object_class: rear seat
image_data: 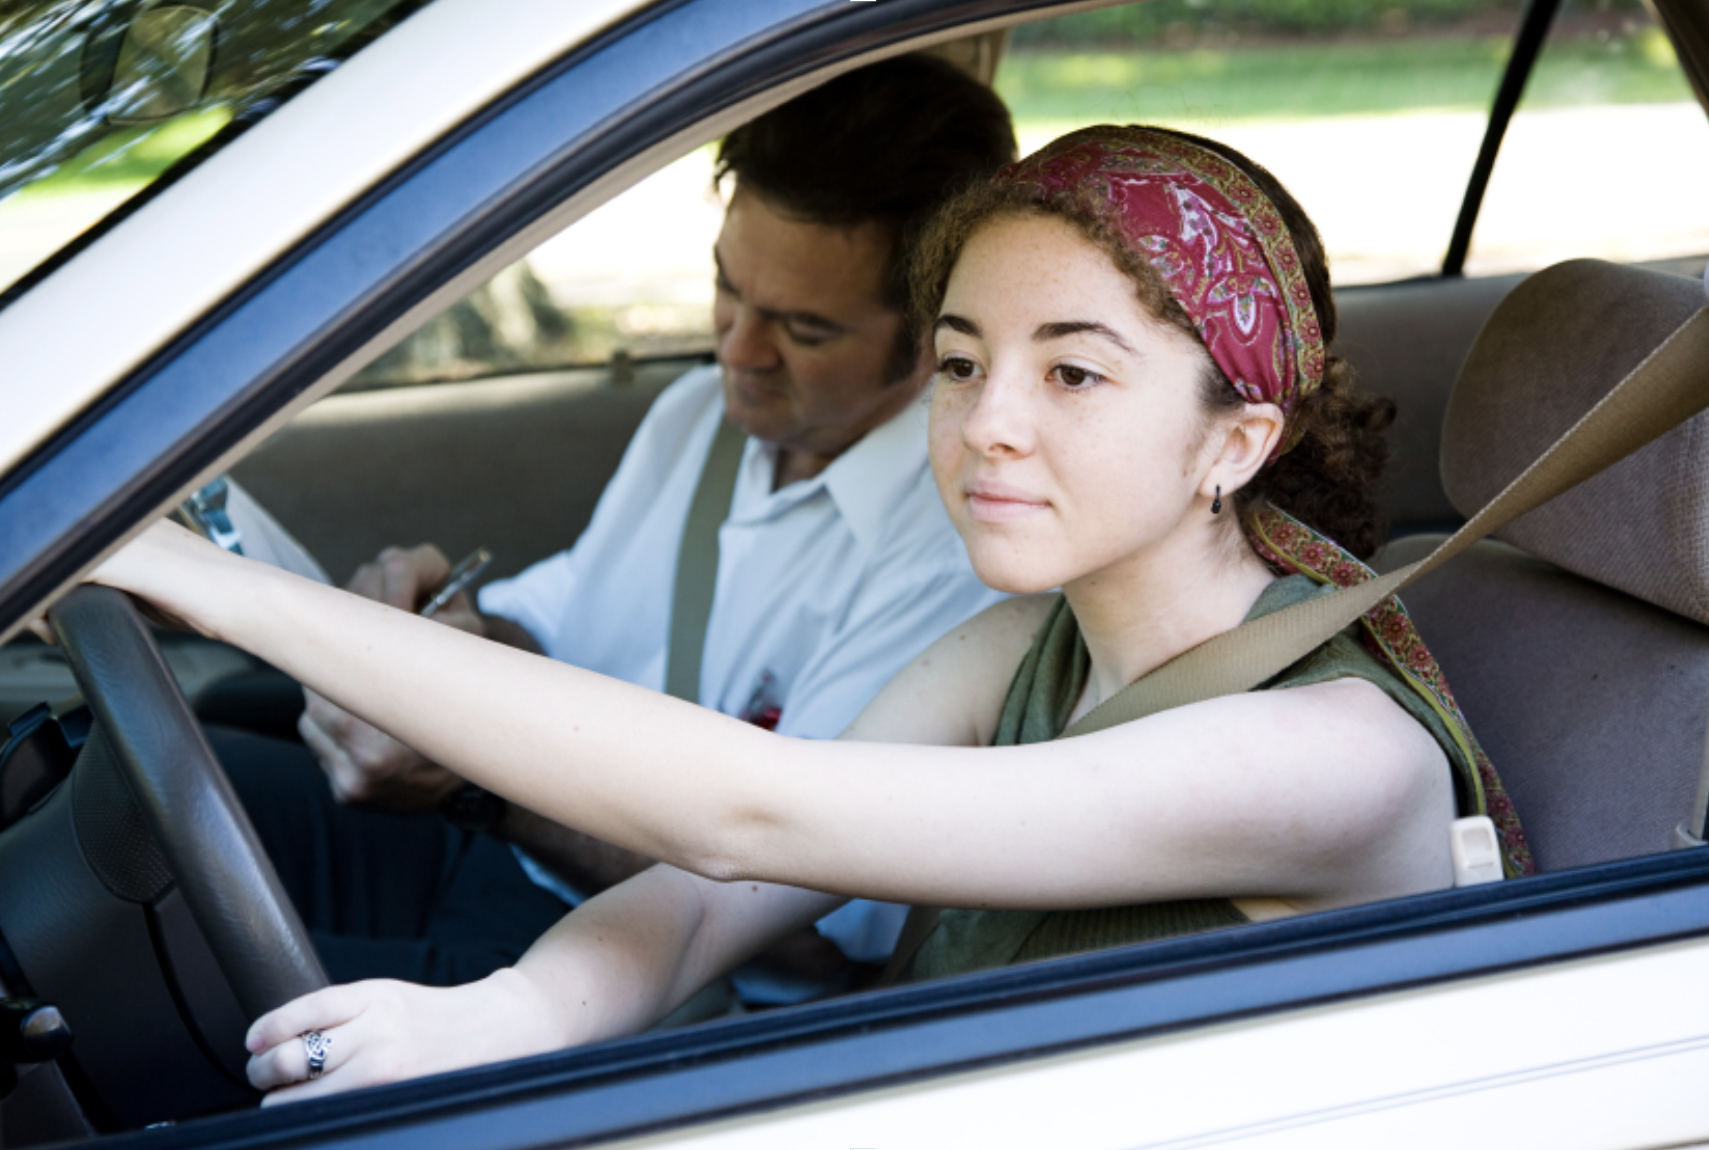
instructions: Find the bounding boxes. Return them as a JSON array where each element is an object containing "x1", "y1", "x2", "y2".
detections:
[
  {"x1": 1336, "y1": 273, "x2": 1524, "y2": 533},
  {"x1": 1376, "y1": 260, "x2": 1709, "y2": 872}
]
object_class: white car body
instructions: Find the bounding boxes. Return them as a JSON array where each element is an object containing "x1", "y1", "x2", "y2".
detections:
[{"x1": 0, "y1": 1, "x2": 1706, "y2": 1146}]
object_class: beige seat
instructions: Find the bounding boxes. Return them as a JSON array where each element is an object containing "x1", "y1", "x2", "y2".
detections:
[{"x1": 1376, "y1": 259, "x2": 1709, "y2": 873}]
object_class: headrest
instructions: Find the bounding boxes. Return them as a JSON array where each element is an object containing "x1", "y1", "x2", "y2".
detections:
[{"x1": 1442, "y1": 259, "x2": 1709, "y2": 626}]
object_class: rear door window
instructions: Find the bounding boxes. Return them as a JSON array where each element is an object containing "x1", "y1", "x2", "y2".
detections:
[
  {"x1": 343, "y1": 0, "x2": 1708, "y2": 394},
  {"x1": 346, "y1": 147, "x2": 721, "y2": 392},
  {"x1": 1465, "y1": 0, "x2": 1709, "y2": 275},
  {"x1": 996, "y1": 0, "x2": 1529, "y2": 284}
]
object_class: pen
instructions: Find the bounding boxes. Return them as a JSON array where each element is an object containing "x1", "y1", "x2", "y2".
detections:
[{"x1": 419, "y1": 547, "x2": 492, "y2": 619}]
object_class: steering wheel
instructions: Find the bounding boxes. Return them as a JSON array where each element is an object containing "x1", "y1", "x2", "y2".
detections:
[
  {"x1": 46, "y1": 585, "x2": 327, "y2": 1018},
  {"x1": 0, "y1": 584, "x2": 329, "y2": 1127}
]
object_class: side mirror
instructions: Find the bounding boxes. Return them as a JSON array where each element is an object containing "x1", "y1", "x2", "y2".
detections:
[{"x1": 105, "y1": 6, "x2": 218, "y2": 125}]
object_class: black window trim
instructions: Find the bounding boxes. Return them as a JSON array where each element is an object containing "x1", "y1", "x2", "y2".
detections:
[{"x1": 1441, "y1": 0, "x2": 1564, "y2": 276}]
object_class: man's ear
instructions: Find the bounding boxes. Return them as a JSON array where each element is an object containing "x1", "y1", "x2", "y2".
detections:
[{"x1": 1203, "y1": 403, "x2": 1285, "y2": 500}]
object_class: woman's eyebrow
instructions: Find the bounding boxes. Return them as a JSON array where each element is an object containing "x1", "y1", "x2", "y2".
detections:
[
  {"x1": 1034, "y1": 320, "x2": 1135, "y2": 354},
  {"x1": 934, "y1": 314, "x2": 981, "y2": 337}
]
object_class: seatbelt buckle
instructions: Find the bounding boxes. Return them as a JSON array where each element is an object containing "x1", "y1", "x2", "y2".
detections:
[{"x1": 1450, "y1": 816, "x2": 1503, "y2": 886}]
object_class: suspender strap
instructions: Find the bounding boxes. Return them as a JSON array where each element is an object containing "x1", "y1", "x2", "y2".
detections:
[
  {"x1": 665, "y1": 418, "x2": 746, "y2": 704},
  {"x1": 885, "y1": 305, "x2": 1709, "y2": 986}
]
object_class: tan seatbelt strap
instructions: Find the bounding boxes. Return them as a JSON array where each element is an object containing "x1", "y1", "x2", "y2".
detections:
[
  {"x1": 1063, "y1": 307, "x2": 1709, "y2": 739},
  {"x1": 664, "y1": 419, "x2": 746, "y2": 703},
  {"x1": 1679, "y1": 701, "x2": 1709, "y2": 848}
]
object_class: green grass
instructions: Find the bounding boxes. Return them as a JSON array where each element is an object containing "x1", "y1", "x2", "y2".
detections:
[
  {"x1": 1524, "y1": 31, "x2": 1691, "y2": 105},
  {"x1": 995, "y1": 28, "x2": 1690, "y2": 125},
  {"x1": 3, "y1": 25, "x2": 1690, "y2": 250},
  {"x1": 8, "y1": 105, "x2": 232, "y2": 201},
  {"x1": 1009, "y1": 0, "x2": 1522, "y2": 44},
  {"x1": 8, "y1": 31, "x2": 1689, "y2": 201}
]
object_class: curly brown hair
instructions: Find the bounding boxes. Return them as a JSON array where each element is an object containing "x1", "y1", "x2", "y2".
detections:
[{"x1": 907, "y1": 127, "x2": 1396, "y2": 559}]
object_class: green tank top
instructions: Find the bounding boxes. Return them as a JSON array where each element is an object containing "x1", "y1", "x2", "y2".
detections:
[{"x1": 908, "y1": 574, "x2": 1480, "y2": 983}]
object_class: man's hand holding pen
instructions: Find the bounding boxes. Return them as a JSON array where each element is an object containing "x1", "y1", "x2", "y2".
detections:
[{"x1": 300, "y1": 544, "x2": 490, "y2": 812}]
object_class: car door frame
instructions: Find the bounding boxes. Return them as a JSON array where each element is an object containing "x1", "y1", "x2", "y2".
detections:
[{"x1": 2, "y1": 0, "x2": 1708, "y2": 1146}]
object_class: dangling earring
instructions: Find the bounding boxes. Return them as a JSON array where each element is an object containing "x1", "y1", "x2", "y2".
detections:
[{"x1": 1211, "y1": 485, "x2": 1223, "y2": 515}]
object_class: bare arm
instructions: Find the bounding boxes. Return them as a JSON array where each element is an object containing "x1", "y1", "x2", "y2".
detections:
[
  {"x1": 245, "y1": 866, "x2": 842, "y2": 1101},
  {"x1": 465, "y1": 597, "x2": 1056, "y2": 970},
  {"x1": 299, "y1": 543, "x2": 541, "y2": 809},
  {"x1": 301, "y1": 551, "x2": 670, "y2": 917},
  {"x1": 99, "y1": 524, "x2": 1452, "y2": 912},
  {"x1": 497, "y1": 804, "x2": 650, "y2": 892},
  {"x1": 481, "y1": 612, "x2": 543, "y2": 655},
  {"x1": 165, "y1": 510, "x2": 1454, "y2": 1099}
]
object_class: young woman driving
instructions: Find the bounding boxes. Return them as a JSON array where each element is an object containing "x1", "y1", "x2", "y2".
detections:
[{"x1": 77, "y1": 126, "x2": 1530, "y2": 1099}]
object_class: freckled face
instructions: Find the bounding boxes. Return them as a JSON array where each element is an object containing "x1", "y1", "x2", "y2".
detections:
[{"x1": 928, "y1": 213, "x2": 1219, "y2": 594}]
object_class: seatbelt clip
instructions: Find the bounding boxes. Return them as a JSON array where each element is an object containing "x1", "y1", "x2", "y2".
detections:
[{"x1": 1450, "y1": 816, "x2": 1503, "y2": 887}]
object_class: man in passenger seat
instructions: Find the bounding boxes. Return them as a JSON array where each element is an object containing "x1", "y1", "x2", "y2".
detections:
[{"x1": 213, "y1": 55, "x2": 1017, "y2": 1006}]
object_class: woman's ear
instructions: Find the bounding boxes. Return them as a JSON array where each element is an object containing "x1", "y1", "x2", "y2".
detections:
[{"x1": 1204, "y1": 403, "x2": 1284, "y2": 499}]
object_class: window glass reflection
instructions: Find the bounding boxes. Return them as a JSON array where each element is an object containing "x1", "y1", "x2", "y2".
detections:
[
  {"x1": 1467, "y1": 0, "x2": 1708, "y2": 276},
  {"x1": 996, "y1": 0, "x2": 1528, "y2": 284},
  {"x1": 0, "y1": 0, "x2": 435, "y2": 299}
]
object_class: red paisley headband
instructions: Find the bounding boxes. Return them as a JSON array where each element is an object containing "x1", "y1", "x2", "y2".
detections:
[{"x1": 995, "y1": 126, "x2": 1327, "y2": 457}]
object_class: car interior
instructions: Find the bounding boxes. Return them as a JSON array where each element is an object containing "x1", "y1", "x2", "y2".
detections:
[{"x1": 0, "y1": 0, "x2": 1706, "y2": 1143}]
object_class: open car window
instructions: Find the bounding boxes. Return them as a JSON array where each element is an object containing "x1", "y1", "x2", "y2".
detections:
[
  {"x1": 348, "y1": 0, "x2": 1553, "y2": 392},
  {"x1": 1467, "y1": 0, "x2": 1709, "y2": 275},
  {"x1": 999, "y1": 0, "x2": 1523, "y2": 284},
  {"x1": 343, "y1": 147, "x2": 723, "y2": 392},
  {"x1": 350, "y1": 0, "x2": 1705, "y2": 398}
]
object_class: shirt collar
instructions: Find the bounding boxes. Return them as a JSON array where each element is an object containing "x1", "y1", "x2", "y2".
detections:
[{"x1": 728, "y1": 392, "x2": 932, "y2": 553}]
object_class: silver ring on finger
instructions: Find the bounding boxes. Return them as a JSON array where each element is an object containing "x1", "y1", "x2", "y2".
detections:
[{"x1": 302, "y1": 1030, "x2": 332, "y2": 1080}]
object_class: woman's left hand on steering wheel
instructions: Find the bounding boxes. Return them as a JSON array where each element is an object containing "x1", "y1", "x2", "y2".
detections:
[{"x1": 87, "y1": 519, "x2": 237, "y2": 636}]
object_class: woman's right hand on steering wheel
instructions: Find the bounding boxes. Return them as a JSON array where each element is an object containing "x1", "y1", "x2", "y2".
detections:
[{"x1": 244, "y1": 969, "x2": 564, "y2": 1103}]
